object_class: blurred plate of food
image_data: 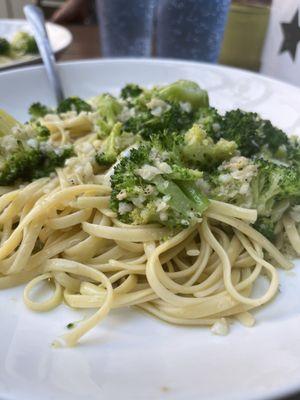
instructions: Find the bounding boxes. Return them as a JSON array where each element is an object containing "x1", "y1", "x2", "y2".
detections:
[{"x1": 0, "y1": 19, "x2": 72, "y2": 70}]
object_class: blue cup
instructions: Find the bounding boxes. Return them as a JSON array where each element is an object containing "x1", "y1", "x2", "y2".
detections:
[
  {"x1": 156, "y1": 0, "x2": 231, "y2": 62},
  {"x1": 96, "y1": 0, "x2": 157, "y2": 57}
]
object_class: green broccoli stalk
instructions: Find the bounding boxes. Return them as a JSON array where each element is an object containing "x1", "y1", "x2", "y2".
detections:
[
  {"x1": 110, "y1": 143, "x2": 209, "y2": 228},
  {"x1": 29, "y1": 102, "x2": 52, "y2": 119},
  {"x1": 57, "y1": 97, "x2": 92, "y2": 114},
  {"x1": 158, "y1": 80, "x2": 209, "y2": 110},
  {"x1": 0, "y1": 38, "x2": 10, "y2": 56},
  {"x1": 182, "y1": 124, "x2": 237, "y2": 169}
]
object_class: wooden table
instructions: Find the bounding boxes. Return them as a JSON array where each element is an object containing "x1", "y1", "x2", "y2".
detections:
[{"x1": 57, "y1": 24, "x2": 101, "y2": 61}]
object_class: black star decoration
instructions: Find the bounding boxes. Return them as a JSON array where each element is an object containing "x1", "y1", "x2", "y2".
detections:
[{"x1": 279, "y1": 9, "x2": 300, "y2": 61}]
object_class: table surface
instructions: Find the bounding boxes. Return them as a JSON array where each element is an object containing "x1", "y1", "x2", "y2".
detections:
[{"x1": 57, "y1": 24, "x2": 101, "y2": 61}]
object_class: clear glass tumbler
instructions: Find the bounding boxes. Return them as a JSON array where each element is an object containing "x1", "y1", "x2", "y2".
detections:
[
  {"x1": 96, "y1": 0, "x2": 157, "y2": 57},
  {"x1": 156, "y1": 0, "x2": 231, "y2": 62}
]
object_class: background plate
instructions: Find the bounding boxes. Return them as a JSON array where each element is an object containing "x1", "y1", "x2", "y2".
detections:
[
  {"x1": 0, "y1": 19, "x2": 72, "y2": 70},
  {"x1": 0, "y1": 59, "x2": 300, "y2": 400}
]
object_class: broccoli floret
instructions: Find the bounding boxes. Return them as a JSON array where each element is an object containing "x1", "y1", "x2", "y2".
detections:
[
  {"x1": 216, "y1": 109, "x2": 289, "y2": 158},
  {"x1": 182, "y1": 124, "x2": 237, "y2": 169},
  {"x1": 253, "y1": 216, "x2": 276, "y2": 242},
  {"x1": 0, "y1": 147, "x2": 41, "y2": 185},
  {"x1": 0, "y1": 140, "x2": 73, "y2": 185},
  {"x1": 57, "y1": 97, "x2": 92, "y2": 114},
  {"x1": 0, "y1": 109, "x2": 73, "y2": 185},
  {"x1": 11, "y1": 32, "x2": 38, "y2": 54},
  {"x1": 209, "y1": 156, "x2": 257, "y2": 208},
  {"x1": 110, "y1": 143, "x2": 209, "y2": 228},
  {"x1": 287, "y1": 135, "x2": 300, "y2": 167},
  {"x1": 31, "y1": 146, "x2": 74, "y2": 180},
  {"x1": 252, "y1": 159, "x2": 300, "y2": 214},
  {"x1": 210, "y1": 156, "x2": 300, "y2": 218},
  {"x1": 158, "y1": 80, "x2": 209, "y2": 110},
  {"x1": 29, "y1": 102, "x2": 52, "y2": 119},
  {"x1": 95, "y1": 122, "x2": 136, "y2": 166},
  {"x1": 196, "y1": 107, "x2": 223, "y2": 138},
  {"x1": 34, "y1": 122, "x2": 51, "y2": 141},
  {"x1": 122, "y1": 81, "x2": 210, "y2": 141},
  {"x1": 0, "y1": 145, "x2": 74, "y2": 185},
  {"x1": 121, "y1": 84, "x2": 143, "y2": 100},
  {"x1": 0, "y1": 37, "x2": 10, "y2": 56},
  {"x1": 122, "y1": 84, "x2": 200, "y2": 139},
  {"x1": 124, "y1": 102, "x2": 195, "y2": 140},
  {"x1": 91, "y1": 94, "x2": 123, "y2": 137}
]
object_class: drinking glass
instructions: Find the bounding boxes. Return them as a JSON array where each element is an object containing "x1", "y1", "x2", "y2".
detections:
[
  {"x1": 156, "y1": 0, "x2": 231, "y2": 62},
  {"x1": 96, "y1": 0, "x2": 157, "y2": 57}
]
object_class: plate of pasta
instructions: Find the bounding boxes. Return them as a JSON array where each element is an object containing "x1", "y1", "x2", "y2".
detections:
[
  {"x1": 0, "y1": 19, "x2": 72, "y2": 70},
  {"x1": 0, "y1": 59, "x2": 300, "y2": 400}
]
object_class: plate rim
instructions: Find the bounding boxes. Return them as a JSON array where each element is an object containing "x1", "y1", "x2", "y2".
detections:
[{"x1": 0, "y1": 57, "x2": 299, "y2": 95}]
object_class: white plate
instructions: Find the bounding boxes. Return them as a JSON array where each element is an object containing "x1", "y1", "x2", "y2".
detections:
[
  {"x1": 0, "y1": 59, "x2": 300, "y2": 400},
  {"x1": 0, "y1": 19, "x2": 72, "y2": 70}
]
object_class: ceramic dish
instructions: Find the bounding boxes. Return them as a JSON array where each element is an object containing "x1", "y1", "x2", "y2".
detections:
[
  {"x1": 0, "y1": 19, "x2": 72, "y2": 70},
  {"x1": 0, "y1": 59, "x2": 300, "y2": 400}
]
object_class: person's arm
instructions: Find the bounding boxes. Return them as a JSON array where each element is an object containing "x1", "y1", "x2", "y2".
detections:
[{"x1": 51, "y1": 0, "x2": 90, "y2": 24}]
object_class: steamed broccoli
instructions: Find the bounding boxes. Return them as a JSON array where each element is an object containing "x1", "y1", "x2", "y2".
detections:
[
  {"x1": 11, "y1": 32, "x2": 38, "y2": 54},
  {"x1": 122, "y1": 80, "x2": 210, "y2": 140},
  {"x1": 0, "y1": 147, "x2": 40, "y2": 186},
  {"x1": 124, "y1": 102, "x2": 195, "y2": 140},
  {"x1": 121, "y1": 84, "x2": 143, "y2": 100},
  {"x1": 31, "y1": 146, "x2": 74, "y2": 180},
  {"x1": 195, "y1": 107, "x2": 223, "y2": 137},
  {"x1": 253, "y1": 216, "x2": 276, "y2": 242},
  {"x1": 95, "y1": 122, "x2": 136, "y2": 166},
  {"x1": 110, "y1": 143, "x2": 209, "y2": 228},
  {"x1": 34, "y1": 122, "x2": 51, "y2": 141},
  {"x1": 181, "y1": 124, "x2": 237, "y2": 169},
  {"x1": 0, "y1": 38, "x2": 10, "y2": 56},
  {"x1": 287, "y1": 135, "x2": 300, "y2": 167},
  {"x1": 29, "y1": 102, "x2": 52, "y2": 119},
  {"x1": 91, "y1": 94, "x2": 123, "y2": 137},
  {"x1": 158, "y1": 80, "x2": 209, "y2": 110},
  {"x1": 29, "y1": 98, "x2": 92, "y2": 119},
  {"x1": 251, "y1": 159, "x2": 300, "y2": 214},
  {"x1": 0, "y1": 109, "x2": 73, "y2": 185},
  {"x1": 210, "y1": 156, "x2": 300, "y2": 218},
  {"x1": 215, "y1": 109, "x2": 289, "y2": 158},
  {"x1": 57, "y1": 97, "x2": 92, "y2": 114}
]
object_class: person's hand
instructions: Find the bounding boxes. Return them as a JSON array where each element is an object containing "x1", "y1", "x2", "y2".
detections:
[{"x1": 51, "y1": 0, "x2": 89, "y2": 24}]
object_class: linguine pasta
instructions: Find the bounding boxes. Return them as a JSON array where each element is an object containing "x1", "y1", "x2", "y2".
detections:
[{"x1": 0, "y1": 83, "x2": 299, "y2": 347}]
